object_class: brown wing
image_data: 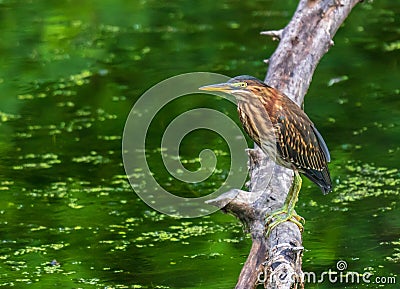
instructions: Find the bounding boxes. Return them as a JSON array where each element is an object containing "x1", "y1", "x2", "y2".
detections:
[{"x1": 274, "y1": 99, "x2": 332, "y2": 194}]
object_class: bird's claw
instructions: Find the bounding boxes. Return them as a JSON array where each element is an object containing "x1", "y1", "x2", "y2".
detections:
[{"x1": 265, "y1": 209, "x2": 305, "y2": 236}]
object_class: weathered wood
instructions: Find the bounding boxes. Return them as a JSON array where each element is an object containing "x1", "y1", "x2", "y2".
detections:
[{"x1": 207, "y1": 0, "x2": 361, "y2": 288}]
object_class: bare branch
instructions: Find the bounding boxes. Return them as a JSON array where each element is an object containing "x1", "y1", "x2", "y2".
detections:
[
  {"x1": 207, "y1": 0, "x2": 360, "y2": 288},
  {"x1": 260, "y1": 29, "x2": 283, "y2": 41}
]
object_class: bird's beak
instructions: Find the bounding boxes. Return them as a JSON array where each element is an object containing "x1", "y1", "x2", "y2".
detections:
[{"x1": 199, "y1": 83, "x2": 234, "y2": 93}]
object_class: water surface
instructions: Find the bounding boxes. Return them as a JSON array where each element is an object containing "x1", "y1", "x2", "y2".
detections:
[{"x1": 0, "y1": 0, "x2": 399, "y2": 288}]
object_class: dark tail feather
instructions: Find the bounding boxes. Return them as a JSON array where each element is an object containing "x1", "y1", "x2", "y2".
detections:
[{"x1": 302, "y1": 167, "x2": 332, "y2": 194}]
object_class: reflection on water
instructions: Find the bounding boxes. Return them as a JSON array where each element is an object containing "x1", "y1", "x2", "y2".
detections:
[{"x1": 0, "y1": 0, "x2": 399, "y2": 288}]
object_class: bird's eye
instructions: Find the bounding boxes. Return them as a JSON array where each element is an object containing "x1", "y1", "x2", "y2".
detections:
[{"x1": 232, "y1": 82, "x2": 247, "y2": 88}]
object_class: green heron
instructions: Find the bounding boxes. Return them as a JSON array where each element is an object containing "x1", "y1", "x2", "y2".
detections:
[{"x1": 200, "y1": 75, "x2": 332, "y2": 235}]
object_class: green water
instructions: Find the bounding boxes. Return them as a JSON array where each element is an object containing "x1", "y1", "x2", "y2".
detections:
[{"x1": 0, "y1": 0, "x2": 399, "y2": 288}]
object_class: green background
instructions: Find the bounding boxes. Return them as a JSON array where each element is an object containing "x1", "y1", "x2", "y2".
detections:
[{"x1": 0, "y1": 0, "x2": 399, "y2": 288}]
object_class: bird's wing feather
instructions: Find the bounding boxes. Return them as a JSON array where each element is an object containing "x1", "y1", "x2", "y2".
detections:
[
  {"x1": 311, "y1": 125, "x2": 331, "y2": 162},
  {"x1": 275, "y1": 110, "x2": 327, "y2": 171},
  {"x1": 273, "y1": 100, "x2": 332, "y2": 193}
]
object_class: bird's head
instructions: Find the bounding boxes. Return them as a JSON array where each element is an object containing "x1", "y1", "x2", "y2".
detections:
[{"x1": 199, "y1": 75, "x2": 268, "y2": 102}]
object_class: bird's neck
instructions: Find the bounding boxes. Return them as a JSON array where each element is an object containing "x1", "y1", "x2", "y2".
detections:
[{"x1": 237, "y1": 88, "x2": 281, "y2": 117}]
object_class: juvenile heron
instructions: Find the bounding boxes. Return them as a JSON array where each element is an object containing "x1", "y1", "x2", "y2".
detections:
[{"x1": 200, "y1": 75, "x2": 332, "y2": 235}]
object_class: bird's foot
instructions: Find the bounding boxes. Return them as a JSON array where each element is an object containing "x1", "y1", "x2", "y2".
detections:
[{"x1": 265, "y1": 208, "x2": 305, "y2": 236}]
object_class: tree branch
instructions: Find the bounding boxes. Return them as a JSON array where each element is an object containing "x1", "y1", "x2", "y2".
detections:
[
  {"x1": 207, "y1": 0, "x2": 361, "y2": 288},
  {"x1": 260, "y1": 29, "x2": 283, "y2": 41}
]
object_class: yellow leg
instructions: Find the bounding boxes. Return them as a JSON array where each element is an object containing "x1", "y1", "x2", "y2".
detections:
[{"x1": 265, "y1": 171, "x2": 305, "y2": 236}]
